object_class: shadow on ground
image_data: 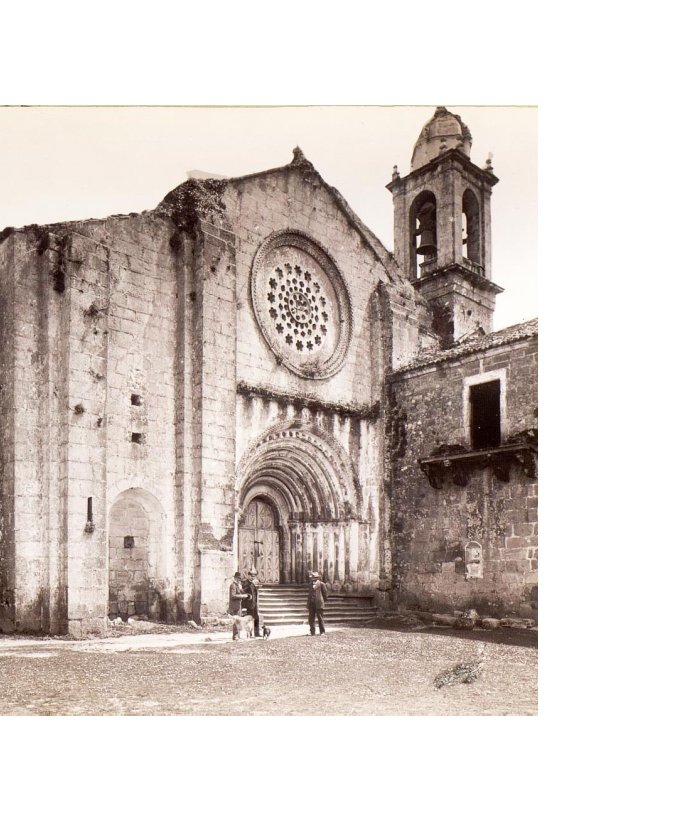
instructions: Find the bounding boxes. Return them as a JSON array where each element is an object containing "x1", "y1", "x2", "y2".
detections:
[{"x1": 356, "y1": 618, "x2": 538, "y2": 649}]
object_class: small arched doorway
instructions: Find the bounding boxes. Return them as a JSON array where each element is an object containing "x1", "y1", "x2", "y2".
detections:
[
  {"x1": 108, "y1": 488, "x2": 166, "y2": 619},
  {"x1": 238, "y1": 497, "x2": 281, "y2": 584}
]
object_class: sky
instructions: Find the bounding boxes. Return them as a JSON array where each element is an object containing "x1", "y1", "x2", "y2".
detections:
[{"x1": 0, "y1": 106, "x2": 537, "y2": 330}]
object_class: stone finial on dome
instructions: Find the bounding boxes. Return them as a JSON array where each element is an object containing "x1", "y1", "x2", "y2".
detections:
[{"x1": 410, "y1": 106, "x2": 473, "y2": 171}]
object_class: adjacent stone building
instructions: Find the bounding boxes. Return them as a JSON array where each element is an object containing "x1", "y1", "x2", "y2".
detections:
[{"x1": 0, "y1": 107, "x2": 537, "y2": 635}]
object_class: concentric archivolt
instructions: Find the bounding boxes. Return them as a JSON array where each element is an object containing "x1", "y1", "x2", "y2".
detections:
[
  {"x1": 250, "y1": 230, "x2": 353, "y2": 380},
  {"x1": 235, "y1": 421, "x2": 362, "y2": 521}
]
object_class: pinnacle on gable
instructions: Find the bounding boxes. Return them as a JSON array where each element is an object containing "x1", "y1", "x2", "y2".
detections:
[{"x1": 291, "y1": 146, "x2": 315, "y2": 170}]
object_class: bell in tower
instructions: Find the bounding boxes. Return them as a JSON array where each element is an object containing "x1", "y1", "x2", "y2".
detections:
[
  {"x1": 387, "y1": 107, "x2": 504, "y2": 348},
  {"x1": 415, "y1": 200, "x2": 437, "y2": 257}
]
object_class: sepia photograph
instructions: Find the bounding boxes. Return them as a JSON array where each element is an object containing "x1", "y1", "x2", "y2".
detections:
[{"x1": 0, "y1": 105, "x2": 537, "y2": 716}]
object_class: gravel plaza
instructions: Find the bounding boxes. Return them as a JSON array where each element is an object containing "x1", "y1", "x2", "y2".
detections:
[{"x1": 0, "y1": 619, "x2": 537, "y2": 716}]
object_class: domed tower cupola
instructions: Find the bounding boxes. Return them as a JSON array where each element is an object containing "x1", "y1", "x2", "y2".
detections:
[
  {"x1": 387, "y1": 107, "x2": 503, "y2": 348},
  {"x1": 411, "y1": 106, "x2": 472, "y2": 170}
]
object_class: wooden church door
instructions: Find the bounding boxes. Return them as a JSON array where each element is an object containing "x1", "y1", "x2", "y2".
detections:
[{"x1": 238, "y1": 499, "x2": 280, "y2": 584}]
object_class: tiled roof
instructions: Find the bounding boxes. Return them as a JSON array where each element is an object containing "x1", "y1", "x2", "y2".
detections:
[{"x1": 395, "y1": 318, "x2": 538, "y2": 375}]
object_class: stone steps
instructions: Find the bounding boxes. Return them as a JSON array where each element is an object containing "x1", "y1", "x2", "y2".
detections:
[{"x1": 257, "y1": 585, "x2": 377, "y2": 626}]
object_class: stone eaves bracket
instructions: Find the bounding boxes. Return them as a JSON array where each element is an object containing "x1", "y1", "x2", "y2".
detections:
[{"x1": 418, "y1": 443, "x2": 537, "y2": 490}]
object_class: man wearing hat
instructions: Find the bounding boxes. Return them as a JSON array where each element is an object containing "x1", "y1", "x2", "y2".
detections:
[
  {"x1": 228, "y1": 571, "x2": 250, "y2": 640},
  {"x1": 242, "y1": 568, "x2": 262, "y2": 638},
  {"x1": 307, "y1": 571, "x2": 329, "y2": 636},
  {"x1": 229, "y1": 572, "x2": 248, "y2": 616}
]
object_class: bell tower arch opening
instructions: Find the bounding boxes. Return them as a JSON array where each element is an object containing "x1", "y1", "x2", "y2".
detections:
[
  {"x1": 409, "y1": 190, "x2": 437, "y2": 280},
  {"x1": 235, "y1": 422, "x2": 365, "y2": 588},
  {"x1": 387, "y1": 106, "x2": 503, "y2": 347},
  {"x1": 462, "y1": 188, "x2": 481, "y2": 266}
]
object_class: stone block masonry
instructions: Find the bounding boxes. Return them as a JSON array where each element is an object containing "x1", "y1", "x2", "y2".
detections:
[
  {"x1": 0, "y1": 209, "x2": 242, "y2": 634},
  {"x1": 0, "y1": 110, "x2": 536, "y2": 634},
  {"x1": 388, "y1": 329, "x2": 538, "y2": 618},
  {"x1": 0, "y1": 160, "x2": 422, "y2": 633},
  {"x1": 223, "y1": 160, "x2": 418, "y2": 596}
]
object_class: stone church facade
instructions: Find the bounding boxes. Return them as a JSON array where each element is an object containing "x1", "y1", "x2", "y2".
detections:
[{"x1": 0, "y1": 108, "x2": 537, "y2": 636}]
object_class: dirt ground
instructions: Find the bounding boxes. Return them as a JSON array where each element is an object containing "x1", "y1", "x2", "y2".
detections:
[{"x1": 0, "y1": 620, "x2": 537, "y2": 716}]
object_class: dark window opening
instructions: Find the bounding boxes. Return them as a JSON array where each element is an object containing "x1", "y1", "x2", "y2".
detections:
[
  {"x1": 130, "y1": 393, "x2": 142, "y2": 406},
  {"x1": 470, "y1": 380, "x2": 501, "y2": 449},
  {"x1": 87, "y1": 497, "x2": 93, "y2": 522},
  {"x1": 409, "y1": 191, "x2": 437, "y2": 280},
  {"x1": 124, "y1": 536, "x2": 135, "y2": 549},
  {"x1": 131, "y1": 432, "x2": 143, "y2": 444},
  {"x1": 462, "y1": 189, "x2": 481, "y2": 266}
]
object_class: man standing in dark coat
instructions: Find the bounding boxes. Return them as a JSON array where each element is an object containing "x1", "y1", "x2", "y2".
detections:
[
  {"x1": 229, "y1": 572, "x2": 248, "y2": 616},
  {"x1": 242, "y1": 568, "x2": 262, "y2": 638},
  {"x1": 307, "y1": 571, "x2": 328, "y2": 636},
  {"x1": 229, "y1": 571, "x2": 250, "y2": 640}
]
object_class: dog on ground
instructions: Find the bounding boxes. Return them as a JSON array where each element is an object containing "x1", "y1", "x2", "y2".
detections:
[
  {"x1": 231, "y1": 614, "x2": 255, "y2": 640},
  {"x1": 258, "y1": 614, "x2": 271, "y2": 640}
]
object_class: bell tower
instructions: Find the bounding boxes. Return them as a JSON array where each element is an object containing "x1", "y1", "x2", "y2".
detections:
[{"x1": 387, "y1": 107, "x2": 503, "y2": 347}]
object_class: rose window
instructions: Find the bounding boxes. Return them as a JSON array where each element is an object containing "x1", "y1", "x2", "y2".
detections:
[
  {"x1": 251, "y1": 231, "x2": 352, "y2": 379},
  {"x1": 266, "y1": 263, "x2": 330, "y2": 353}
]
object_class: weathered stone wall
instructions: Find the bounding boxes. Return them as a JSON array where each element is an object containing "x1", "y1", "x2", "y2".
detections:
[
  {"x1": 0, "y1": 234, "x2": 16, "y2": 632},
  {"x1": 0, "y1": 208, "x2": 239, "y2": 634},
  {"x1": 223, "y1": 166, "x2": 390, "y2": 405},
  {"x1": 389, "y1": 335, "x2": 538, "y2": 617},
  {"x1": 0, "y1": 229, "x2": 73, "y2": 633},
  {"x1": 224, "y1": 165, "x2": 401, "y2": 593},
  {"x1": 2, "y1": 148, "x2": 527, "y2": 635},
  {"x1": 75, "y1": 212, "x2": 238, "y2": 628},
  {"x1": 108, "y1": 495, "x2": 150, "y2": 617}
]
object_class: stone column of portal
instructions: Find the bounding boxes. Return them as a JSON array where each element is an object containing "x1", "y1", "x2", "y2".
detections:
[
  {"x1": 295, "y1": 526, "x2": 305, "y2": 584},
  {"x1": 280, "y1": 523, "x2": 291, "y2": 585},
  {"x1": 305, "y1": 526, "x2": 311, "y2": 575},
  {"x1": 316, "y1": 524, "x2": 324, "y2": 580},
  {"x1": 313, "y1": 526, "x2": 320, "y2": 574},
  {"x1": 349, "y1": 521, "x2": 361, "y2": 588},
  {"x1": 336, "y1": 526, "x2": 346, "y2": 586},
  {"x1": 287, "y1": 522, "x2": 296, "y2": 583},
  {"x1": 344, "y1": 524, "x2": 352, "y2": 585},
  {"x1": 323, "y1": 526, "x2": 331, "y2": 582},
  {"x1": 287, "y1": 527, "x2": 294, "y2": 584},
  {"x1": 306, "y1": 526, "x2": 314, "y2": 577},
  {"x1": 325, "y1": 526, "x2": 335, "y2": 586}
]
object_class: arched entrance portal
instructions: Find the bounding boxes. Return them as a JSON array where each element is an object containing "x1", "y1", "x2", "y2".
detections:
[
  {"x1": 238, "y1": 498, "x2": 281, "y2": 583},
  {"x1": 235, "y1": 421, "x2": 365, "y2": 587}
]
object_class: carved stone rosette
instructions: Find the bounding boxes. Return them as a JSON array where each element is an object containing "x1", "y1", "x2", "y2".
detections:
[{"x1": 250, "y1": 230, "x2": 353, "y2": 380}]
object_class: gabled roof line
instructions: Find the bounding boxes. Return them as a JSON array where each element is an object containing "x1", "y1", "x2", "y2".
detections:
[
  {"x1": 3, "y1": 150, "x2": 403, "y2": 285},
  {"x1": 217, "y1": 147, "x2": 400, "y2": 282}
]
